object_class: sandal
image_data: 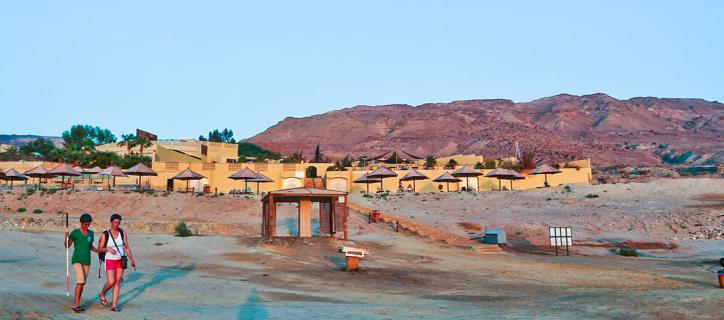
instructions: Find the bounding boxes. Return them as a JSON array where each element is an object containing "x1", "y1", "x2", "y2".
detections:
[
  {"x1": 99, "y1": 295, "x2": 108, "y2": 306},
  {"x1": 110, "y1": 306, "x2": 121, "y2": 312},
  {"x1": 72, "y1": 306, "x2": 84, "y2": 313}
]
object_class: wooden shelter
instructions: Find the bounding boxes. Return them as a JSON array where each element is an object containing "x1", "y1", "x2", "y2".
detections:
[{"x1": 261, "y1": 187, "x2": 349, "y2": 241}]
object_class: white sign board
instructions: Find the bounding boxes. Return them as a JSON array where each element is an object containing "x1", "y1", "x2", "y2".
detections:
[{"x1": 549, "y1": 227, "x2": 573, "y2": 246}]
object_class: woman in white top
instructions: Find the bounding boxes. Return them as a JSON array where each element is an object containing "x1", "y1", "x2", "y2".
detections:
[{"x1": 98, "y1": 213, "x2": 136, "y2": 312}]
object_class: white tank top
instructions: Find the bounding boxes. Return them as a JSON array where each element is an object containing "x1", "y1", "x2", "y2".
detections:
[{"x1": 104, "y1": 230, "x2": 125, "y2": 260}]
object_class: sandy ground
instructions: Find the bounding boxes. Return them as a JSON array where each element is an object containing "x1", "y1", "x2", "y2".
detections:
[
  {"x1": 0, "y1": 178, "x2": 723, "y2": 319},
  {"x1": 352, "y1": 179, "x2": 724, "y2": 257}
]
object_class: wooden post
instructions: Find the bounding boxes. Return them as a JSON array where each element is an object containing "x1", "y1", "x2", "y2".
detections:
[
  {"x1": 344, "y1": 196, "x2": 349, "y2": 241},
  {"x1": 268, "y1": 194, "x2": 275, "y2": 241},
  {"x1": 298, "y1": 198, "x2": 312, "y2": 237}
]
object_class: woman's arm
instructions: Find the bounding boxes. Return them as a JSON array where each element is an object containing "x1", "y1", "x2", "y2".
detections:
[{"x1": 123, "y1": 232, "x2": 136, "y2": 268}]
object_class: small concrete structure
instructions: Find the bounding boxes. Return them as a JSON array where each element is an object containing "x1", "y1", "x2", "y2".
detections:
[
  {"x1": 480, "y1": 228, "x2": 507, "y2": 245},
  {"x1": 261, "y1": 187, "x2": 349, "y2": 241}
]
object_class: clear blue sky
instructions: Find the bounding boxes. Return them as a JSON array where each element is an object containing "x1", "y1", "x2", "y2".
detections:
[{"x1": 1, "y1": 1, "x2": 722, "y2": 140}]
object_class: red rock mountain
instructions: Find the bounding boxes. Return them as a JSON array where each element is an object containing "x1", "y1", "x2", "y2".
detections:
[{"x1": 247, "y1": 93, "x2": 723, "y2": 167}]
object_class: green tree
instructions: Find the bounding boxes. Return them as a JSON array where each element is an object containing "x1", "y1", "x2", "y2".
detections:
[
  {"x1": 357, "y1": 156, "x2": 369, "y2": 167},
  {"x1": 19, "y1": 138, "x2": 57, "y2": 158},
  {"x1": 281, "y1": 150, "x2": 304, "y2": 163},
  {"x1": 135, "y1": 136, "x2": 152, "y2": 154},
  {"x1": 0, "y1": 145, "x2": 22, "y2": 161},
  {"x1": 424, "y1": 155, "x2": 437, "y2": 169},
  {"x1": 237, "y1": 142, "x2": 281, "y2": 160},
  {"x1": 474, "y1": 162, "x2": 484, "y2": 169},
  {"x1": 201, "y1": 128, "x2": 235, "y2": 143},
  {"x1": 62, "y1": 125, "x2": 116, "y2": 150},
  {"x1": 312, "y1": 144, "x2": 324, "y2": 163},
  {"x1": 117, "y1": 134, "x2": 137, "y2": 154},
  {"x1": 483, "y1": 159, "x2": 498, "y2": 169},
  {"x1": 446, "y1": 159, "x2": 458, "y2": 169}
]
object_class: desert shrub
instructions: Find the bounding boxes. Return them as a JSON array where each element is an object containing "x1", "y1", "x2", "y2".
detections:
[
  {"x1": 32, "y1": 208, "x2": 43, "y2": 214},
  {"x1": 362, "y1": 194, "x2": 373, "y2": 198},
  {"x1": 618, "y1": 247, "x2": 638, "y2": 257},
  {"x1": 585, "y1": 193, "x2": 599, "y2": 198},
  {"x1": 17, "y1": 208, "x2": 27, "y2": 212},
  {"x1": 26, "y1": 189, "x2": 36, "y2": 196},
  {"x1": 218, "y1": 192, "x2": 224, "y2": 196},
  {"x1": 174, "y1": 221, "x2": 193, "y2": 237},
  {"x1": 195, "y1": 192, "x2": 205, "y2": 197},
  {"x1": 564, "y1": 185, "x2": 572, "y2": 192}
]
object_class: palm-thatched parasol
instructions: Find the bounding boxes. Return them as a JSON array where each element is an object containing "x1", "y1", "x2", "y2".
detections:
[
  {"x1": 530, "y1": 164, "x2": 561, "y2": 187},
  {"x1": 433, "y1": 171, "x2": 462, "y2": 192},
  {"x1": 452, "y1": 166, "x2": 483, "y2": 191},
  {"x1": 99, "y1": 166, "x2": 127, "y2": 187},
  {"x1": 3, "y1": 169, "x2": 29, "y2": 188},
  {"x1": 24, "y1": 166, "x2": 53, "y2": 189},
  {"x1": 399, "y1": 169, "x2": 429, "y2": 192},
  {"x1": 248, "y1": 171, "x2": 274, "y2": 194},
  {"x1": 48, "y1": 163, "x2": 81, "y2": 189},
  {"x1": 353, "y1": 172, "x2": 382, "y2": 193},
  {"x1": 229, "y1": 168, "x2": 259, "y2": 193},
  {"x1": 171, "y1": 168, "x2": 206, "y2": 192},
  {"x1": 503, "y1": 169, "x2": 525, "y2": 190},
  {"x1": 485, "y1": 168, "x2": 514, "y2": 191},
  {"x1": 367, "y1": 166, "x2": 398, "y2": 191},
  {"x1": 124, "y1": 163, "x2": 157, "y2": 190}
]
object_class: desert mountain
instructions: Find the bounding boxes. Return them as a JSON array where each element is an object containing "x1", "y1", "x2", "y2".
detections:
[{"x1": 247, "y1": 93, "x2": 723, "y2": 167}]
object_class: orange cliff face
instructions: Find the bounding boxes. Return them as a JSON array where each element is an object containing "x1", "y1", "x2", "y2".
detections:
[{"x1": 247, "y1": 93, "x2": 724, "y2": 167}]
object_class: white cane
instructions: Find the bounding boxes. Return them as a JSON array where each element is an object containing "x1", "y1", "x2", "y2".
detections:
[{"x1": 65, "y1": 213, "x2": 69, "y2": 297}]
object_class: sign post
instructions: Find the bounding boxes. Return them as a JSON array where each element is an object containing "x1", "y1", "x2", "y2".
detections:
[{"x1": 549, "y1": 227, "x2": 573, "y2": 256}]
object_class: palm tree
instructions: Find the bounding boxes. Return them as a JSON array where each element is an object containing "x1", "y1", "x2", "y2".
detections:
[
  {"x1": 117, "y1": 134, "x2": 137, "y2": 155},
  {"x1": 136, "y1": 136, "x2": 152, "y2": 155}
]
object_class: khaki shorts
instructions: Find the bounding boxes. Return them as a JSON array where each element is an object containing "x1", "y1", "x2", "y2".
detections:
[{"x1": 72, "y1": 263, "x2": 90, "y2": 284}]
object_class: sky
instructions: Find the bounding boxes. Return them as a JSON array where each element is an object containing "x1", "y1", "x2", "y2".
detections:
[{"x1": 1, "y1": 1, "x2": 722, "y2": 140}]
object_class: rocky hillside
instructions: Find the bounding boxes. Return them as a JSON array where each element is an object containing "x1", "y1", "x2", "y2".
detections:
[{"x1": 247, "y1": 93, "x2": 723, "y2": 167}]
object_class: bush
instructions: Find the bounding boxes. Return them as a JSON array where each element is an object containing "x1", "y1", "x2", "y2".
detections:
[
  {"x1": 17, "y1": 208, "x2": 27, "y2": 212},
  {"x1": 33, "y1": 208, "x2": 43, "y2": 214},
  {"x1": 362, "y1": 193, "x2": 373, "y2": 198},
  {"x1": 618, "y1": 247, "x2": 638, "y2": 257},
  {"x1": 195, "y1": 192, "x2": 205, "y2": 197},
  {"x1": 585, "y1": 193, "x2": 599, "y2": 198},
  {"x1": 174, "y1": 221, "x2": 193, "y2": 237},
  {"x1": 26, "y1": 189, "x2": 36, "y2": 196}
]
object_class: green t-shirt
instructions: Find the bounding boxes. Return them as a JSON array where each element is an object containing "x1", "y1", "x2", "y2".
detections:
[{"x1": 69, "y1": 229, "x2": 94, "y2": 265}]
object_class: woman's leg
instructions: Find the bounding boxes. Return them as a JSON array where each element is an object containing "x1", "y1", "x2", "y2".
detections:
[
  {"x1": 101, "y1": 269, "x2": 116, "y2": 301},
  {"x1": 111, "y1": 268, "x2": 124, "y2": 308}
]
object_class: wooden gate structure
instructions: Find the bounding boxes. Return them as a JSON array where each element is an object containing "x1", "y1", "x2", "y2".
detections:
[{"x1": 261, "y1": 187, "x2": 349, "y2": 241}]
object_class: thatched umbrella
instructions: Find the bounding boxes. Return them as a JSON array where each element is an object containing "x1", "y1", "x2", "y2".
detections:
[
  {"x1": 124, "y1": 163, "x2": 157, "y2": 191},
  {"x1": 367, "y1": 166, "x2": 398, "y2": 191},
  {"x1": 248, "y1": 171, "x2": 274, "y2": 194},
  {"x1": 99, "y1": 166, "x2": 127, "y2": 187},
  {"x1": 3, "y1": 169, "x2": 29, "y2": 188},
  {"x1": 229, "y1": 168, "x2": 259, "y2": 193},
  {"x1": 48, "y1": 163, "x2": 81, "y2": 189},
  {"x1": 433, "y1": 171, "x2": 462, "y2": 192},
  {"x1": 24, "y1": 166, "x2": 53, "y2": 189},
  {"x1": 353, "y1": 172, "x2": 382, "y2": 193},
  {"x1": 485, "y1": 168, "x2": 514, "y2": 191},
  {"x1": 531, "y1": 164, "x2": 561, "y2": 187},
  {"x1": 399, "y1": 169, "x2": 429, "y2": 192},
  {"x1": 452, "y1": 166, "x2": 483, "y2": 191},
  {"x1": 171, "y1": 168, "x2": 205, "y2": 192},
  {"x1": 84, "y1": 166, "x2": 102, "y2": 184},
  {"x1": 502, "y1": 169, "x2": 525, "y2": 190}
]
